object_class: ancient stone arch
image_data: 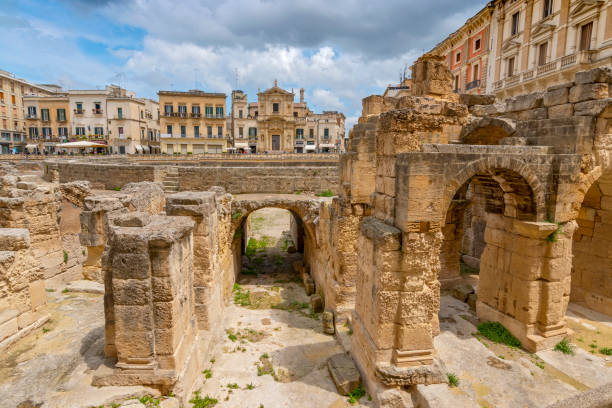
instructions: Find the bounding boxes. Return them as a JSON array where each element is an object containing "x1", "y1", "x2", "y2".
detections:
[{"x1": 459, "y1": 117, "x2": 516, "y2": 145}]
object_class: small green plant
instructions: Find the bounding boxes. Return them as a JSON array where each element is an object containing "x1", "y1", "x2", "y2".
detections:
[
  {"x1": 545, "y1": 221, "x2": 563, "y2": 242},
  {"x1": 139, "y1": 395, "x2": 161, "y2": 406},
  {"x1": 316, "y1": 189, "x2": 334, "y2": 197},
  {"x1": 62, "y1": 288, "x2": 70, "y2": 294},
  {"x1": 589, "y1": 343, "x2": 598, "y2": 349},
  {"x1": 189, "y1": 391, "x2": 218, "y2": 408},
  {"x1": 477, "y1": 322, "x2": 521, "y2": 348},
  {"x1": 46, "y1": 288, "x2": 55, "y2": 292},
  {"x1": 114, "y1": 186, "x2": 121, "y2": 191},
  {"x1": 82, "y1": 249, "x2": 86, "y2": 256},
  {"x1": 228, "y1": 333, "x2": 237, "y2": 342},
  {"x1": 203, "y1": 369, "x2": 212, "y2": 378},
  {"x1": 245, "y1": 238, "x2": 258, "y2": 259},
  {"x1": 233, "y1": 285, "x2": 251, "y2": 307},
  {"x1": 42, "y1": 327, "x2": 51, "y2": 334},
  {"x1": 347, "y1": 386, "x2": 366, "y2": 404},
  {"x1": 231, "y1": 211, "x2": 242, "y2": 220},
  {"x1": 242, "y1": 266, "x2": 258, "y2": 276},
  {"x1": 554, "y1": 339, "x2": 575, "y2": 355},
  {"x1": 274, "y1": 255, "x2": 284, "y2": 266},
  {"x1": 63, "y1": 250, "x2": 68, "y2": 264},
  {"x1": 535, "y1": 361, "x2": 545, "y2": 369},
  {"x1": 348, "y1": 329, "x2": 353, "y2": 335},
  {"x1": 245, "y1": 383, "x2": 255, "y2": 390},
  {"x1": 447, "y1": 373, "x2": 459, "y2": 387},
  {"x1": 227, "y1": 383, "x2": 239, "y2": 389},
  {"x1": 261, "y1": 353, "x2": 269, "y2": 359},
  {"x1": 600, "y1": 347, "x2": 612, "y2": 356},
  {"x1": 210, "y1": 357, "x2": 216, "y2": 364}
]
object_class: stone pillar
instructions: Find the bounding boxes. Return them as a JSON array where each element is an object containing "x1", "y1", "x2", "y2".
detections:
[
  {"x1": 94, "y1": 212, "x2": 198, "y2": 397},
  {"x1": 477, "y1": 213, "x2": 577, "y2": 352},
  {"x1": 521, "y1": 0, "x2": 534, "y2": 71},
  {"x1": 351, "y1": 218, "x2": 445, "y2": 395},
  {"x1": 165, "y1": 192, "x2": 224, "y2": 332},
  {"x1": 556, "y1": 0, "x2": 571, "y2": 58}
]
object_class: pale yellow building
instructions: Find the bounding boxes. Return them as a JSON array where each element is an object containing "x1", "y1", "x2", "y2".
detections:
[
  {"x1": 429, "y1": 0, "x2": 612, "y2": 98},
  {"x1": 0, "y1": 69, "x2": 55, "y2": 154},
  {"x1": 107, "y1": 96, "x2": 160, "y2": 154},
  {"x1": 230, "y1": 82, "x2": 346, "y2": 153},
  {"x1": 23, "y1": 94, "x2": 71, "y2": 153},
  {"x1": 159, "y1": 90, "x2": 227, "y2": 154}
]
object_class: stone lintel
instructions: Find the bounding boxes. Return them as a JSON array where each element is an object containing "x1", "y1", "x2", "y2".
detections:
[
  {"x1": 111, "y1": 215, "x2": 194, "y2": 248},
  {"x1": 360, "y1": 216, "x2": 401, "y2": 251},
  {"x1": 166, "y1": 192, "x2": 216, "y2": 217},
  {"x1": 512, "y1": 219, "x2": 558, "y2": 239}
]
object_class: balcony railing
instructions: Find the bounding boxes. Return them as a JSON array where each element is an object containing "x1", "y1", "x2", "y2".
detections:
[
  {"x1": 465, "y1": 80, "x2": 481, "y2": 90},
  {"x1": 191, "y1": 113, "x2": 201, "y2": 118},
  {"x1": 41, "y1": 117, "x2": 50, "y2": 122},
  {"x1": 74, "y1": 109, "x2": 84, "y2": 114},
  {"x1": 25, "y1": 114, "x2": 38, "y2": 119},
  {"x1": 495, "y1": 51, "x2": 596, "y2": 91},
  {"x1": 92, "y1": 109, "x2": 103, "y2": 114}
]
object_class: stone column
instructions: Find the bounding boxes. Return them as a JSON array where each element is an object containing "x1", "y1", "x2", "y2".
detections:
[
  {"x1": 95, "y1": 212, "x2": 198, "y2": 396},
  {"x1": 165, "y1": 192, "x2": 224, "y2": 332},
  {"x1": 477, "y1": 213, "x2": 577, "y2": 352},
  {"x1": 556, "y1": 0, "x2": 571, "y2": 58},
  {"x1": 521, "y1": 0, "x2": 534, "y2": 71}
]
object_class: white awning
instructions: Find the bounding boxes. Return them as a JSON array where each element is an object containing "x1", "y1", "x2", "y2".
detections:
[
  {"x1": 319, "y1": 143, "x2": 335, "y2": 148},
  {"x1": 25, "y1": 144, "x2": 38, "y2": 150},
  {"x1": 57, "y1": 141, "x2": 109, "y2": 148},
  {"x1": 142, "y1": 145, "x2": 150, "y2": 153},
  {"x1": 234, "y1": 142, "x2": 249, "y2": 148},
  {"x1": 135, "y1": 145, "x2": 143, "y2": 152},
  {"x1": 305, "y1": 145, "x2": 316, "y2": 151}
]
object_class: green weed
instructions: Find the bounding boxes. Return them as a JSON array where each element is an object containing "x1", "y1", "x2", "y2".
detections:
[
  {"x1": 477, "y1": 322, "x2": 521, "y2": 348},
  {"x1": 316, "y1": 190, "x2": 334, "y2": 197},
  {"x1": 347, "y1": 386, "x2": 366, "y2": 404},
  {"x1": 63, "y1": 250, "x2": 68, "y2": 264},
  {"x1": 202, "y1": 369, "x2": 212, "y2": 379},
  {"x1": 599, "y1": 347, "x2": 612, "y2": 356},
  {"x1": 189, "y1": 391, "x2": 218, "y2": 408},
  {"x1": 554, "y1": 339, "x2": 575, "y2": 355},
  {"x1": 447, "y1": 373, "x2": 460, "y2": 387}
]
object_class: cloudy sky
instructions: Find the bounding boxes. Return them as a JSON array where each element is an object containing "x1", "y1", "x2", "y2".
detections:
[{"x1": 0, "y1": 0, "x2": 483, "y2": 128}]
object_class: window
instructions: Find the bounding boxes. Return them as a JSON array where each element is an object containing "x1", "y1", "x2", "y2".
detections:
[
  {"x1": 248, "y1": 127, "x2": 257, "y2": 137},
  {"x1": 293, "y1": 112, "x2": 298, "y2": 117},
  {"x1": 538, "y1": 42, "x2": 548, "y2": 66},
  {"x1": 207, "y1": 126, "x2": 212, "y2": 137},
  {"x1": 117, "y1": 107, "x2": 123, "y2": 119},
  {"x1": 42, "y1": 127, "x2": 51, "y2": 138},
  {"x1": 511, "y1": 12, "x2": 520, "y2": 36},
  {"x1": 507, "y1": 56, "x2": 515, "y2": 77},
  {"x1": 215, "y1": 106, "x2": 224, "y2": 117},
  {"x1": 296, "y1": 128, "x2": 304, "y2": 139},
  {"x1": 94, "y1": 102, "x2": 102, "y2": 113},
  {"x1": 118, "y1": 127, "x2": 124, "y2": 137},
  {"x1": 27, "y1": 106, "x2": 37, "y2": 117},
  {"x1": 164, "y1": 104, "x2": 173, "y2": 115},
  {"x1": 76, "y1": 127, "x2": 85, "y2": 136},
  {"x1": 28, "y1": 127, "x2": 38, "y2": 138},
  {"x1": 454, "y1": 75, "x2": 460, "y2": 90},
  {"x1": 167, "y1": 125, "x2": 172, "y2": 135},
  {"x1": 205, "y1": 106, "x2": 213, "y2": 117},
  {"x1": 474, "y1": 38, "x2": 481, "y2": 51},
  {"x1": 309, "y1": 128, "x2": 314, "y2": 138},
  {"x1": 273, "y1": 103, "x2": 279, "y2": 113},
  {"x1": 57, "y1": 109, "x2": 66, "y2": 122},
  {"x1": 217, "y1": 126, "x2": 223, "y2": 137},
  {"x1": 455, "y1": 52, "x2": 461, "y2": 63},
  {"x1": 180, "y1": 125, "x2": 186, "y2": 137},
  {"x1": 473, "y1": 64, "x2": 479, "y2": 81},
  {"x1": 580, "y1": 22, "x2": 593, "y2": 51},
  {"x1": 11, "y1": 95, "x2": 15, "y2": 104},
  {"x1": 58, "y1": 127, "x2": 68, "y2": 137},
  {"x1": 324, "y1": 128, "x2": 329, "y2": 138},
  {"x1": 76, "y1": 102, "x2": 83, "y2": 113},
  {"x1": 543, "y1": 0, "x2": 553, "y2": 18},
  {"x1": 178, "y1": 105, "x2": 187, "y2": 116},
  {"x1": 239, "y1": 127, "x2": 243, "y2": 137},
  {"x1": 0, "y1": 91, "x2": 3, "y2": 101},
  {"x1": 238, "y1": 110, "x2": 243, "y2": 118},
  {"x1": 192, "y1": 105, "x2": 200, "y2": 115},
  {"x1": 41, "y1": 109, "x2": 49, "y2": 121},
  {"x1": 94, "y1": 127, "x2": 103, "y2": 136},
  {"x1": 254, "y1": 110, "x2": 258, "y2": 117},
  {"x1": 140, "y1": 110, "x2": 144, "y2": 119},
  {"x1": 194, "y1": 126, "x2": 200, "y2": 138}
]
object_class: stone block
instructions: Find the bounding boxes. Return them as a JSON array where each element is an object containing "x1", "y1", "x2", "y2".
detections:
[
  {"x1": 322, "y1": 311, "x2": 335, "y2": 335},
  {"x1": 28, "y1": 280, "x2": 46, "y2": 310},
  {"x1": 459, "y1": 94, "x2": 496, "y2": 106},
  {"x1": 452, "y1": 283, "x2": 475, "y2": 302},
  {"x1": 548, "y1": 103, "x2": 574, "y2": 119},
  {"x1": 506, "y1": 93, "x2": 543, "y2": 112},
  {"x1": 574, "y1": 67, "x2": 612, "y2": 85},
  {"x1": 543, "y1": 88, "x2": 568, "y2": 107},
  {"x1": 0, "y1": 228, "x2": 30, "y2": 251},
  {"x1": 311, "y1": 294, "x2": 323, "y2": 313},
  {"x1": 0, "y1": 316, "x2": 19, "y2": 342},
  {"x1": 518, "y1": 107, "x2": 547, "y2": 121},
  {"x1": 112, "y1": 279, "x2": 151, "y2": 305},
  {"x1": 574, "y1": 99, "x2": 611, "y2": 116},
  {"x1": 304, "y1": 277, "x2": 315, "y2": 296},
  {"x1": 569, "y1": 83, "x2": 608, "y2": 103},
  {"x1": 469, "y1": 103, "x2": 506, "y2": 116},
  {"x1": 327, "y1": 353, "x2": 361, "y2": 396}
]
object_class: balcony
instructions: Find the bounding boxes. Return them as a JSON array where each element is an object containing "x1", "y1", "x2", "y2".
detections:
[
  {"x1": 191, "y1": 113, "x2": 201, "y2": 118},
  {"x1": 92, "y1": 108, "x2": 103, "y2": 115},
  {"x1": 25, "y1": 114, "x2": 38, "y2": 120},
  {"x1": 41, "y1": 117, "x2": 50, "y2": 122},
  {"x1": 204, "y1": 114, "x2": 226, "y2": 119},
  {"x1": 465, "y1": 79, "x2": 481, "y2": 91},
  {"x1": 74, "y1": 109, "x2": 84, "y2": 115},
  {"x1": 57, "y1": 117, "x2": 67, "y2": 123}
]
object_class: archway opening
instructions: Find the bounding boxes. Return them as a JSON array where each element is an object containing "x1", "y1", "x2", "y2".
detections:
[
  {"x1": 459, "y1": 118, "x2": 515, "y2": 145},
  {"x1": 569, "y1": 174, "x2": 612, "y2": 356}
]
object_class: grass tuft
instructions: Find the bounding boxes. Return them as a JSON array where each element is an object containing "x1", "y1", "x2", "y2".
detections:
[
  {"x1": 316, "y1": 190, "x2": 334, "y2": 197},
  {"x1": 447, "y1": 373, "x2": 460, "y2": 387},
  {"x1": 599, "y1": 347, "x2": 612, "y2": 356},
  {"x1": 189, "y1": 391, "x2": 218, "y2": 408},
  {"x1": 347, "y1": 386, "x2": 366, "y2": 404},
  {"x1": 554, "y1": 339, "x2": 575, "y2": 355},
  {"x1": 477, "y1": 322, "x2": 521, "y2": 348}
]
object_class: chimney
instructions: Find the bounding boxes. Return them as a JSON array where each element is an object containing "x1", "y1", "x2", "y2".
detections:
[{"x1": 300, "y1": 88, "x2": 304, "y2": 104}]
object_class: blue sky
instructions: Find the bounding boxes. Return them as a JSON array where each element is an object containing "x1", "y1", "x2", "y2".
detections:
[{"x1": 0, "y1": 0, "x2": 484, "y2": 128}]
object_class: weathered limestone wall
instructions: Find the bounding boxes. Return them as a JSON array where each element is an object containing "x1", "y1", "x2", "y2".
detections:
[
  {"x1": 45, "y1": 160, "x2": 340, "y2": 195},
  {"x1": 0, "y1": 228, "x2": 49, "y2": 351}
]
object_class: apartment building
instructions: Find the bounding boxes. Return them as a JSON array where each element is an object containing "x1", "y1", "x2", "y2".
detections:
[
  {"x1": 230, "y1": 82, "x2": 346, "y2": 153},
  {"x1": 69, "y1": 85, "x2": 159, "y2": 154},
  {"x1": 430, "y1": 0, "x2": 612, "y2": 98},
  {"x1": 23, "y1": 93, "x2": 71, "y2": 153},
  {"x1": 159, "y1": 90, "x2": 227, "y2": 154},
  {"x1": 0, "y1": 69, "x2": 55, "y2": 154}
]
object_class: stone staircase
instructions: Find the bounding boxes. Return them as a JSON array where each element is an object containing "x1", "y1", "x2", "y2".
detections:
[{"x1": 162, "y1": 166, "x2": 179, "y2": 193}]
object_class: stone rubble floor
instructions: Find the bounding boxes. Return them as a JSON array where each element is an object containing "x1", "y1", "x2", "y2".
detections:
[{"x1": 420, "y1": 295, "x2": 612, "y2": 408}]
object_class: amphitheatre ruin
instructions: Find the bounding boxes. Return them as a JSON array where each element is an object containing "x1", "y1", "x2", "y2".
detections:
[{"x1": 1, "y1": 56, "x2": 611, "y2": 408}]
